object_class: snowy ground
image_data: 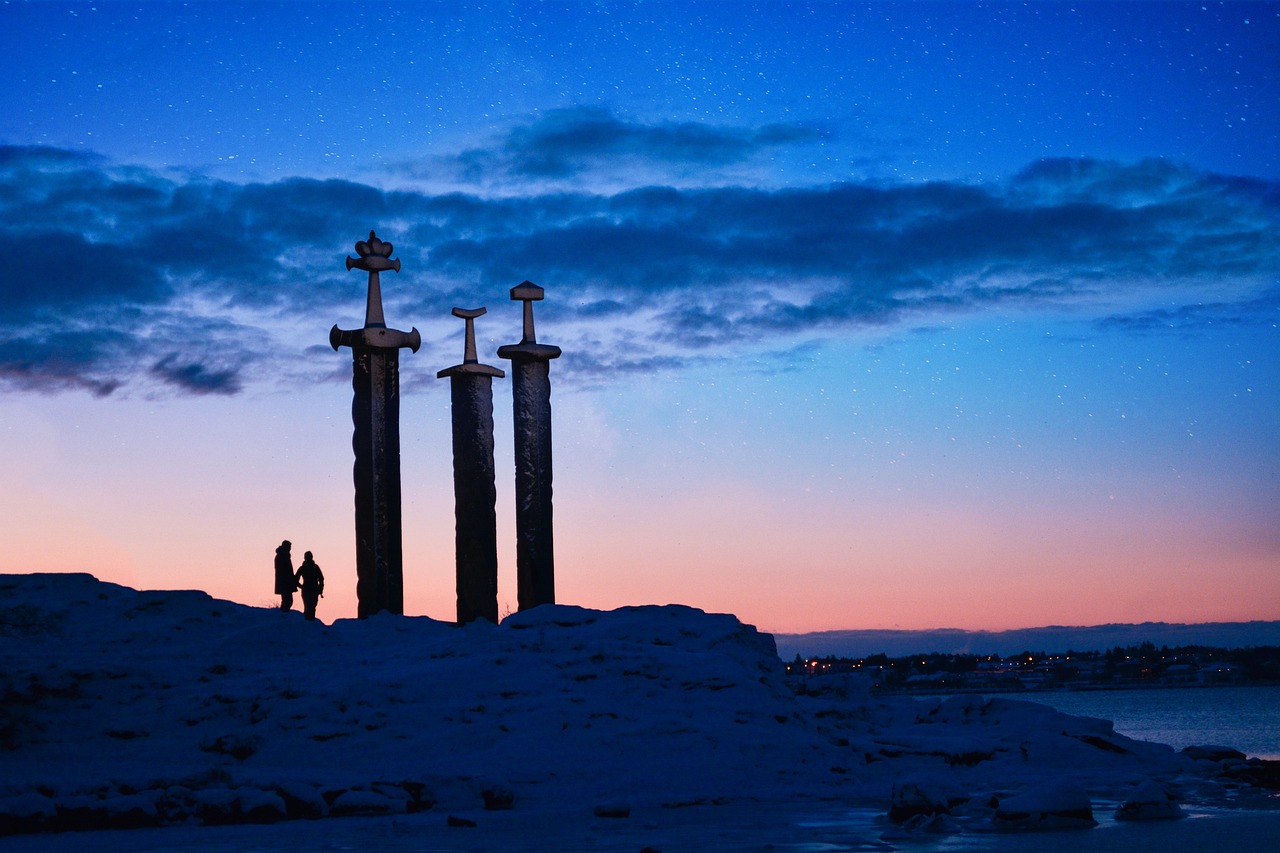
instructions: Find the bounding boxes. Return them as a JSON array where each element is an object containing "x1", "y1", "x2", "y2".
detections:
[{"x1": 2, "y1": 573, "x2": 1277, "y2": 850}]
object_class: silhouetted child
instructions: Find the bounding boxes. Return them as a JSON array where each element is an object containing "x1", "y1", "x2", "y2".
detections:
[
  {"x1": 274, "y1": 540, "x2": 295, "y2": 610},
  {"x1": 294, "y1": 551, "x2": 325, "y2": 621}
]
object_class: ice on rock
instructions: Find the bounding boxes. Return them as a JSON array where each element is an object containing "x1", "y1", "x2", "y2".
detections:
[{"x1": 1115, "y1": 778, "x2": 1185, "y2": 821}]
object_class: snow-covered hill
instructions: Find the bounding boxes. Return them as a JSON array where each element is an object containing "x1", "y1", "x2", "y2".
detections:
[{"x1": 1, "y1": 574, "x2": 1272, "y2": 846}]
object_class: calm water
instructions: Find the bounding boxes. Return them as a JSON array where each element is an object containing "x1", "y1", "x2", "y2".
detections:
[{"x1": 978, "y1": 684, "x2": 1280, "y2": 760}]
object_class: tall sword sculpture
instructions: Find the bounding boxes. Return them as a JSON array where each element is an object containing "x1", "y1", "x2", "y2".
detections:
[
  {"x1": 330, "y1": 231, "x2": 421, "y2": 618},
  {"x1": 438, "y1": 308, "x2": 504, "y2": 624},
  {"x1": 497, "y1": 283, "x2": 561, "y2": 611}
]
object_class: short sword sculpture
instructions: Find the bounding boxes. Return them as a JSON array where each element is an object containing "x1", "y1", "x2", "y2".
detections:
[
  {"x1": 498, "y1": 283, "x2": 561, "y2": 611},
  {"x1": 330, "y1": 231, "x2": 420, "y2": 618},
  {"x1": 437, "y1": 308, "x2": 504, "y2": 624}
]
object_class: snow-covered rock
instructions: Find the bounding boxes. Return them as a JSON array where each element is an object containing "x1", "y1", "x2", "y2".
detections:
[
  {"x1": 592, "y1": 799, "x2": 631, "y2": 818},
  {"x1": 993, "y1": 779, "x2": 1096, "y2": 830},
  {"x1": 1182, "y1": 744, "x2": 1247, "y2": 762},
  {"x1": 888, "y1": 773, "x2": 969, "y2": 822},
  {"x1": 0, "y1": 793, "x2": 55, "y2": 835},
  {"x1": 0, "y1": 572, "x2": 1252, "y2": 841},
  {"x1": 327, "y1": 788, "x2": 404, "y2": 817}
]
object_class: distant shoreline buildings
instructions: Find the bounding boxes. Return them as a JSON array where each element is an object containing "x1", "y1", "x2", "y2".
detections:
[{"x1": 787, "y1": 642, "x2": 1280, "y2": 694}]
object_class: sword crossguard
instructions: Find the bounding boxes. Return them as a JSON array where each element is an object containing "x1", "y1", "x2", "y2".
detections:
[{"x1": 330, "y1": 324, "x2": 421, "y2": 353}]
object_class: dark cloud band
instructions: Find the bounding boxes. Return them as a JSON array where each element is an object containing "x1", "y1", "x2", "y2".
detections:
[{"x1": 0, "y1": 143, "x2": 1274, "y2": 396}]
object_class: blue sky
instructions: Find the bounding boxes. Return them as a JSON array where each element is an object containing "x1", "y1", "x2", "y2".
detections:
[{"x1": 0, "y1": 2, "x2": 1276, "y2": 631}]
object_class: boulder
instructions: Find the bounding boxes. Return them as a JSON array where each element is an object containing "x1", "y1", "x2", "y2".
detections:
[
  {"x1": 99, "y1": 792, "x2": 160, "y2": 830},
  {"x1": 328, "y1": 788, "x2": 404, "y2": 817},
  {"x1": 1114, "y1": 779, "x2": 1184, "y2": 821},
  {"x1": 1182, "y1": 745, "x2": 1246, "y2": 762},
  {"x1": 888, "y1": 774, "x2": 969, "y2": 823},
  {"x1": 482, "y1": 785, "x2": 514, "y2": 810},
  {"x1": 593, "y1": 800, "x2": 631, "y2": 818},
  {"x1": 235, "y1": 787, "x2": 287, "y2": 824},
  {"x1": 993, "y1": 780, "x2": 1096, "y2": 831},
  {"x1": 0, "y1": 792, "x2": 55, "y2": 835}
]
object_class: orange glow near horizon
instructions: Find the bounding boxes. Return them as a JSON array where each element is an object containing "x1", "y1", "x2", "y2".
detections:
[{"x1": 2, "y1": 342, "x2": 1277, "y2": 635}]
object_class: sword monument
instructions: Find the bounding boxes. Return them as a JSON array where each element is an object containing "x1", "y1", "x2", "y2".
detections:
[
  {"x1": 330, "y1": 231, "x2": 420, "y2": 617},
  {"x1": 498, "y1": 282, "x2": 561, "y2": 611},
  {"x1": 438, "y1": 307, "x2": 504, "y2": 624}
]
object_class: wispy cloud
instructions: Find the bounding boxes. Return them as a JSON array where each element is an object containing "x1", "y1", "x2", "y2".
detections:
[
  {"x1": 150, "y1": 355, "x2": 243, "y2": 395},
  {"x1": 1, "y1": 139, "x2": 1275, "y2": 396},
  {"x1": 1095, "y1": 286, "x2": 1280, "y2": 334},
  {"x1": 456, "y1": 106, "x2": 826, "y2": 180}
]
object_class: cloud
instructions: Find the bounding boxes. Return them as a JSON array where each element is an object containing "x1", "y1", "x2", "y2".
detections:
[
  {"x1": 1, "y1": 142, "x2": 1275, "y2": 395},
  {"x1": 0, "y1": 230, "x2": 161, "y2": 320},
  {"x1": 1095, "y1": 286, "x2": 1280, "y2": 335},
  {"x1": 150, "y1": 355, "x2": 243, "y2": 395},
  {"x1": 459, "y1": 106, "x2": 826, "y2": 179},
  {"x1": 0, "y1": 329, "x2": 128, "y2": 397}
]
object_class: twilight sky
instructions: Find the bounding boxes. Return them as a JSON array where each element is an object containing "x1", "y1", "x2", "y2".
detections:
[{"x1": 1, "y1": 1, "x2": 1276, "y2": 632}]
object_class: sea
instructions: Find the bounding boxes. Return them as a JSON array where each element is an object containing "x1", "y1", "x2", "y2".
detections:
[{"x1": 975, "y1": 683, "x2": 1280, "y2": 760}]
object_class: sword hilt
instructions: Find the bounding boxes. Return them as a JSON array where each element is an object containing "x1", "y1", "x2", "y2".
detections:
[
  {"x1": 510, "y1": 282, "x2": 544, "y2": 344},
  {"x1": 451, "y1": 307, "x2": 486, "y2": 364},
  {"x1": 346, "y1": 231, "x2": 400, "y2": 328}
]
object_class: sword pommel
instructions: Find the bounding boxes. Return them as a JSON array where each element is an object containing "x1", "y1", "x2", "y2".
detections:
[{"x1": 347, "y1": 231, "x2": 400, "y2": 273}]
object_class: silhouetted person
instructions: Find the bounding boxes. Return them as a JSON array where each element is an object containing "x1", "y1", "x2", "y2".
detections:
[
  {"x1": 274, "y1": 540, "x2": 295, "y2": 611},
  {"x1": 294, "y1": 551, "x2": 325, "y2": 622}
]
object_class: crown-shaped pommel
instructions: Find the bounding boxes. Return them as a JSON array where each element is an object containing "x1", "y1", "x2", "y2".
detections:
[
  {"x1": 346, "y1": 231, "x2": 401, "y2": 274},
  {"x1": 344, "y1": 230, "x2": 400, "y2": 328}
]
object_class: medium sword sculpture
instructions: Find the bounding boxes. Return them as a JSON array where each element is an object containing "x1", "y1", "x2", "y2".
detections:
[
  {"x1": 437, "y1": 307, "x2": 504, "y2": 624},
  {"x1": 497, "y1": 282, "x2": 561, "y2": 611},
  {"x1": 330, "y1": 231, "x2": 420, "y2": 618}
]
